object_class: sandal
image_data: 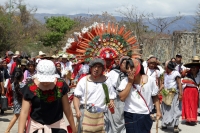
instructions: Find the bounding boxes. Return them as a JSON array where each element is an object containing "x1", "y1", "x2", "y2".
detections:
[
  {"x1": 174, "y1": 126, "x2": 180, "y2": 133},
  {"x1": 161, "y1": 126, "x2": 167, "y2": 130},
  {"x1": 150, "y1": 115, "x2": 156, "y2": 121}
]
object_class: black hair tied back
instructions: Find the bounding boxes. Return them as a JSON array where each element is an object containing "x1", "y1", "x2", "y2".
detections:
[
  {"x1": 167, "y1": 61, "x2": 176, "y2": 71},
  {"x1": 14, "y1": 68, "x2": 23, "y2": 103}
]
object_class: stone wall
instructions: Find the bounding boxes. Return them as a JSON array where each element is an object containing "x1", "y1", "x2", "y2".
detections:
[{"x1": 142, "y1": 31, "x2": 200, "y2": 64}]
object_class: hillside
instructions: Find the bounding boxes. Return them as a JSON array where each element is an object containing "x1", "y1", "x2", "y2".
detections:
[{"x1": 33, "y1": 13, "x2": 196, "y2": 33}]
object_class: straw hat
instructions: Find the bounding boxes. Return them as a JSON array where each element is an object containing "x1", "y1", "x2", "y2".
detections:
[
  {"x1": 192, "y1": 56, "x2": 200, "y2": 62},
  {"x1": 21, "y1": 59, "x2": 27, "y2": 66},
  {"x1": 51, "y1": 55, "x2": 57, "y2": 59},
  {"x1": 41, "y1": 54, "x2": 54, "y2": 60},
  {"x1": 39, "y1": 51, "x2": 46, "y2": 56},
  {"x1": 62, "y1": 54, "x2": 68, "y2": 59},
  {"x1": 147, "y1": 55, "x2": 154, "y2": 60},
  {"x1": 15, "y1": 51, "x2": 20, "y2": 55},
  {"x1": 184, "y1": 56, "x2": 200, "y2": 68},
  {"x1": 147, "y1": 57, "x2": 157, "y2": 63}
]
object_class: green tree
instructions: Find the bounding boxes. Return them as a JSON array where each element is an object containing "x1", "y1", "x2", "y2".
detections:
[
  {"x1": 0, "y1": 0, "x2": 46, "y2": 55},
  {"x1": 40, "y1": 16, "x2": 75, "y2": 47}
]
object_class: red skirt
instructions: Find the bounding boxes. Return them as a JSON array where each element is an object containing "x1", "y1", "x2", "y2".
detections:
[
  {"x1": 182, "y1": 87, "x2": 199, "y2": 122},
  {"x1": 6, "y1": 79, "x2": 13, "y2": 107}
]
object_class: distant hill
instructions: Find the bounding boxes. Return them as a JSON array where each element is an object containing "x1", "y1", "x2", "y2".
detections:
[{"x1": 33, "y1": 13, "x2": 196, "y2": 33}]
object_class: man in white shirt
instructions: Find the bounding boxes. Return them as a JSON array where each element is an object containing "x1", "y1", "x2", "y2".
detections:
[
  {"x1": 175, "y1": 54, "x2": 186, "y2": 77},
  {"x1": 6, "y1": 51, "x2": 14, "y2": 74},
  {"x1": 73, "y1": 57, "x2": 116, "y2": 133},
  {"x1": 61, "y1": 54, "x2": 73, "y2": 73},
  {"x1": 144, "y1": 56, "x2": 161, "y2": 86},
  {"x1": 144, "y1": 56, "x2": 161, "y2": 121},
  {"x1": 142, "y1": 55, "x2": 154, "y2": 68},
  {"x1": 61, "y1": 54, "x2": 73, "y2": 85}
]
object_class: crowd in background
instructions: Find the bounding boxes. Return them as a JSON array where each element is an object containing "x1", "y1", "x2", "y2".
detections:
[{"x1": 0, "y1": 50, "x2": 200, "y2": 133}]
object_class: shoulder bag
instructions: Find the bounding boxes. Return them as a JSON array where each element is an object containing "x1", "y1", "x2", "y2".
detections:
[{"x1": 81, "y1": 76, "x2": 105, "y2": 133}]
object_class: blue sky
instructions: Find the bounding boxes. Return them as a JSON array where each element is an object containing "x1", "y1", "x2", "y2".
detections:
[{"x1": 1, "y1": 0, "x2": 200, "y2": 17}]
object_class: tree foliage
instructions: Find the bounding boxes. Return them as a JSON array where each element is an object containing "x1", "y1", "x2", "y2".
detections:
[
  {"x1": 0, "y1": 0, "x2": 46, "y2": 55},
  {"x1": 116, "y1": 5, "x2": 150, "y2": 44},
  {"x1": 40, "y1": 16, "x2": 75, "y2": 47}
]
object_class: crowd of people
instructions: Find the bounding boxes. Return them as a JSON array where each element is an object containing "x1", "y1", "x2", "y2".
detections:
[
  {"x1": 0, "y1": 49, "x2": 199, "y2": 133},
  {"x1": 1, "y1": 22, "x2": 200, "y2": 133}
]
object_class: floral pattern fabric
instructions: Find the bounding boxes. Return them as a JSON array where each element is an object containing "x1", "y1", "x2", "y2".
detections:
[{"x1": 28, "y1": 79, "x2": 64, "y2": 103}]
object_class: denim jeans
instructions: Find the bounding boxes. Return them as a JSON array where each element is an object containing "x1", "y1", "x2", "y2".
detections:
[{"x1": 124, "y1": 112, "x2": 153, "y2": 133}]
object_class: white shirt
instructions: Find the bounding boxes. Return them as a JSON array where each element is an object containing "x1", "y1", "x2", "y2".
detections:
[
  {"x1": 61, "y1": 62, "x2": 73, "y2": 73},
  {"x1": 142, "y1": 61, "x2": 147, "y2": 68},
  {"x1": 196, "y1": 71, "x2": 200, "y2": 85},
  {"x1": 74, "y1": 76, "x2": 116, "y2": 111},
  {"x1": 78, "y1": 64, "x2": 89, "y2": 75},
  {"x1": 7, "y1": 58, "x2": 14, "y2": 74},
  {"x1": 157, "y1": 65, "x2": 165, "y2": 74},
  {"x1": 175, "y1": 63, "x2": 186, "y2": 73},
  {"x1": 164, "y1": 71, "x2": 181, "y2": 90},
  {"x1": 106, "y1": 70, "x2": 120, "y2": 89},
  {"x1": 118, "y1": 76, "x2": 159, "y2": 114},
  {"x1": 144, "y1": 67, "x2": 160, "y2": 81}
]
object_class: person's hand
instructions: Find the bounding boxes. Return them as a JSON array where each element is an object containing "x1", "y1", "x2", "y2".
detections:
[
  {"x1": 159, "y1": 84, "x2": 164, "y2": 93},
  {"x1": 1, "y1": 90, "x2": 5, "y2": 95},
  {"x1": 156, "y1": 111, "x2": 162, "y2": 120},
  {"x1": 76, "y1": 109, "x2": 81, "y2": 120},
  {"x1": 108, "y1": 100, "x2": 115, "y2": 109},
  {"x1": 72, "y1": 129, "x2": 77, "y2": 133},
  {"x1": 127, "y1": 71, "x2": 134, "y2": 84},
  {"x1": 178, "y1": 94, "x2": 182, "y2": 101},
  {"x1": 160, "y1": 84, "x2": 164, "y2": 89}
]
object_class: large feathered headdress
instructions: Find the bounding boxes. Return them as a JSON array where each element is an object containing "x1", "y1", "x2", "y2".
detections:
[{"x1": 64, "y1": 22, "x2": 141, "y2": 62}]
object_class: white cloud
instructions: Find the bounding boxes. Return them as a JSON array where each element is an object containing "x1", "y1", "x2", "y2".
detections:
[{"x1": 1, "y1": 0, "x2": 199, "y2": 17}]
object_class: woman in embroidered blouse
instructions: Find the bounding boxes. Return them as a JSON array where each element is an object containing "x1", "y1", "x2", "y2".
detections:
[
  {"x1": 23, "y1": 60, "x2": 36, "y2": 83},
  {"x1": 73, "y1": 58, "x2": 116, "y2": 133},
  {"x1": 161, "y1": 61, "x2": 182, "y2": 133},
  {"x1": 118, "y1": 58, "x2": 161, "y2": 133},
  {"x1": 18, "y1": 60, "x2": 76, "y2": 133}
]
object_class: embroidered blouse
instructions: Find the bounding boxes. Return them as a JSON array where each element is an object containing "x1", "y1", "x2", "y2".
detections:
[{"x1": 21, "y1": 78, "x2": 69, "y2": 125}]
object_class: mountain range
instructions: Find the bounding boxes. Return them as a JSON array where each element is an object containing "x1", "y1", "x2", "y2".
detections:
[{"x1": 34, "y1": 13, "x2": 196, "y2": 33}]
